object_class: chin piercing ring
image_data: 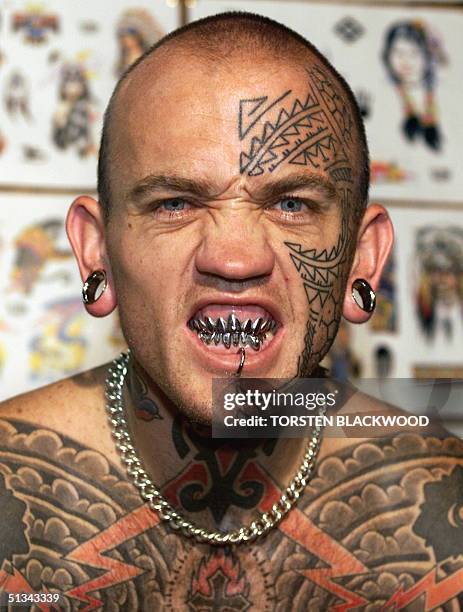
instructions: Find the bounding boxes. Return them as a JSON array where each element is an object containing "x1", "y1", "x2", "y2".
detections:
[{"x1": 235, "y1": 348, "x2": 246, "y2": 376}]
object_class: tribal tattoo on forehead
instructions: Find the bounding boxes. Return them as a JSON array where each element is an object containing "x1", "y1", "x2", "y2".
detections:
[
  {"x1": 238, "y1": 65, "x2": 354, "y2": 180},
  {"x1": 239, "y1": 65, "x2": 356, "y2": 375}
]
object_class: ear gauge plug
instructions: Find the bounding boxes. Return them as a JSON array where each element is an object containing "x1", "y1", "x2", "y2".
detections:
[
  {"x1": 352, "y1": 278, "x2": 376, "y2": 313},
  {"x1": 82, "y1": 270, "x2": 107, "y2": 304}
]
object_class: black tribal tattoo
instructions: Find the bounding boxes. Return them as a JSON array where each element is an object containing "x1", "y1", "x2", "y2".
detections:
[
  {"x1": 239, "y1": 66, "x2": 354, "y2": 181},
  {"x1": 164, "y1": 417, "x2": 277, "y2": 523},
  {"x1": 1, "y1": 417, "x2": 462, "y2": 610},
  {"x1": 239, "y1": 65, "x2": 355, "y2": 375}
]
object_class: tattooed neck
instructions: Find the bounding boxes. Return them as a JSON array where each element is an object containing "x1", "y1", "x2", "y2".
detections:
[
  {"x1": 126, "y1": 362, "x2": 164, "y2": 422},
  {"x1": 124, "y1": 361, "x2": 309, "y2": 531}
]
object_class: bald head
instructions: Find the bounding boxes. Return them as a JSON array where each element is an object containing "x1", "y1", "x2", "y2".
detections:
[{"x1": 98, "y1": 12, "x2": 369, "y2": 225}]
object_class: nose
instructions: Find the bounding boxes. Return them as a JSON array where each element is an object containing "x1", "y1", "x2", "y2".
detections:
[{"x1": 194, "y1": 208, "x2": 275, "y2": 284}]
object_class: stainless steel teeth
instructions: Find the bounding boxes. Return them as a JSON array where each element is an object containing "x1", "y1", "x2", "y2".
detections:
[
  {"x1": 260, "y1": 319, "x2": 271, "y2": 333},
  {"x1": 249, "y1": 335, "x2": 260, "y2": 351},
  {"x1": 200, "y1": 332, "x2": 212, "y2": 345},
  {"x1": 188, "y1": 314, "x2": 277, "y2": 350},
  {"x1": 196, "y1": 330, "x2": 267, "y2": 350},
  {"x1": 228, "y1": 313, "x2": 240, "y2": 332}
]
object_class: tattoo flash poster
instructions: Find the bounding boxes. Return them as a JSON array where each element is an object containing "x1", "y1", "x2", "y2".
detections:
[
  {"x1": 191, "y1": 1, "x2": 463, "y2": 204},
  {"x1": 0, "y1": 194, "x2": 125, "y2": 401},
  {"x1": 0, "y1": 0, "x2": 177, "y2": 189},
  {"x1": 348, "y1": 206, "x2": 463, "y2": 378}
]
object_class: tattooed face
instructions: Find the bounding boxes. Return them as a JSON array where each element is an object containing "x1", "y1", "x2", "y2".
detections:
[{"x1": 105, "y1": 54, "x2": 357, "y2": 420}]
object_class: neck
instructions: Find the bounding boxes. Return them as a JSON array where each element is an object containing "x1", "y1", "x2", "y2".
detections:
[{"x1": 122, "y1": 359, "x2": 310, "y2": 533}]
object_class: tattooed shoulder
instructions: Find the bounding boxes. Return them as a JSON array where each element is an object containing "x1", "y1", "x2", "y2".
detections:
[
  {"x1": 279, "y1": 434, "x2": 463, "y2": 610},
  {"x1": 0, "y1": 415, "x2": 181, "y2": 610}
]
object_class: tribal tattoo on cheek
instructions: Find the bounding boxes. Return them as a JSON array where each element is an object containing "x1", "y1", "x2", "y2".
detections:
[{"x1": 239, "y1": 65, "x2": 356, "y2": 375}]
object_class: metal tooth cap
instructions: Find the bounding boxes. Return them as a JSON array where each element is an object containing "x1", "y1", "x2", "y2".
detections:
[
  {"x1": 187, "y1": 319, "x2": 196, "y2": 330},
  {"x1": 252, "y1": 317, "x2": 263, "y2": 333},
  {"x1": 214, "y1": 333, "x2": 221, "y2": 345},
  {"x1": 228, "y1": 313, "x2": 240, "y2": 332},
  {"x1": 232, "y1": 332, "x2": 240, "y2": 346},
  {"x1": 205, "y1": 317, "x2": 215, "y2": 331},
  {"x1": 260, "y1": 319, "x2": 272, "y2": 333},
  {"x1": 198, "y1": 319, "x2": 208, "y2": 331},
  {"x1": 243, "y1": 319, "x2": 253, "y2": 333},
  {"x1": 240, "y1": 332, "x2": 248, "y2": 345},
  {"x1": 223, "y1": 333, "x2": 231, "y2": 349},
  {"x1": 216, "y1": 317, "x2": 226, "y2": 333},
  {"x1": 249, "y1": 335, "x2": 260, "y2": 351}
]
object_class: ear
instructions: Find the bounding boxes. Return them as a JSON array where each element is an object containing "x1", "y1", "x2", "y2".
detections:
[
  {"x1": 66, "y1": 195, "x2": 117, "y2": 317},
  {"x1": 343, "y1": 203, "x2": 394, "y2": 324}
]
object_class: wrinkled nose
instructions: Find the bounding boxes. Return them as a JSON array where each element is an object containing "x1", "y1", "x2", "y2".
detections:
[{"x1": 194, "y1": 208, "x2": 275, "y2": 285}]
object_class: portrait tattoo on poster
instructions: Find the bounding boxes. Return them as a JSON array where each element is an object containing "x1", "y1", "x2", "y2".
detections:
[
  {"x1": 382, "y1": 21, "x2": 447, "y2": 152},
  {"x1": 0, "y1": 418, "x2": 463, "y2": 609},
  {"x1": 239, "y1": 65, "x2": 353, "y2": 376},
  {"x1": 52, "y1": 63, "x2": 95, "y2": 157},
  {"x1": 415, "y1": 226, "x2": 463, "y2": 342}
]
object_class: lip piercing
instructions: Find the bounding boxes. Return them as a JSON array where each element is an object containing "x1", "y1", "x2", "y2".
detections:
[{"x1": 235, "y1": 348, "x2": 246, "y2": 377}]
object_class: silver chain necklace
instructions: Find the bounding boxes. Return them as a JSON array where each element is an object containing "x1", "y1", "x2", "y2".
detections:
[{"x1": 106, "y1": 351, "x2": 325, "y2": 545}]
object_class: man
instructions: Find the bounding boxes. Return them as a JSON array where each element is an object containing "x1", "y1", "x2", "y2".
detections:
[{"x1": 1, "y1": 12, "x2": 462, "y2": 610}]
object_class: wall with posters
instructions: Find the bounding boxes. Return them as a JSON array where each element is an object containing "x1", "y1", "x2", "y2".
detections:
[
  {"x1": 191, "y1": 1, "x2": 463, "y2": 205},
  {"x1": 0, "y1": 0, "x2": 179, "y2": 400},
  {"x1": 0, "y1": 0, "x2": 177, "y2": 189},
  {"x1": 189, "y1": 0, "x2": 463, "y2": 379}
]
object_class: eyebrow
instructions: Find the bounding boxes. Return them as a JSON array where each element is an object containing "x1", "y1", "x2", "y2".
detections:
[
  {"x1": 128, "y1": 174, "x2": 217, "y2": 201},
  {"x1": 254, "y1": 174, "x2": 338, "y2": 203},
  {"x1": 127, "y1": 172, "x2": 338, "y2": 204}
]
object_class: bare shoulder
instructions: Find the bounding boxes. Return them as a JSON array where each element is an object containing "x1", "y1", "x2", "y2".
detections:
[{"x1": 0, "y1": 365, "x2": 114, "y2": 453}]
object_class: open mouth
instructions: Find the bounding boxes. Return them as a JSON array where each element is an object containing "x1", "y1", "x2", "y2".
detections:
[{"x1": 187, "y1": 305, "x2": 279, "y2": 351}]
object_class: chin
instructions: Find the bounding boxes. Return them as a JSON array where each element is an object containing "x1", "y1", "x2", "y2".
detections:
[
  {"x1": 177, "y1": 401, "x2": 213, "y2": 426},
  {"x1": 156, "y1": 372, "x2": 215, "y2": 426}
]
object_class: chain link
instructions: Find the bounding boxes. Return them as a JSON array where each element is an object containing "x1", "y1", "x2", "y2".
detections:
[{"x1": 106, "y1": 351, "x2": 324, "y2": 545}]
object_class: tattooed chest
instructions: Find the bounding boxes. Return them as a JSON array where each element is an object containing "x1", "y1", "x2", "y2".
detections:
[{"x1": 1, "y1": 420, "x2": 463, "y2": 610}]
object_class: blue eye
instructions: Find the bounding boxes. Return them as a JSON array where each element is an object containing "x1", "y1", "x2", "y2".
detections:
[
  {"x1": 163, "y1": 199, "x2": 185, "y2": 211},
  {"x1": 279, "y1": 197, "x2": 303, "y2": 213}
]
